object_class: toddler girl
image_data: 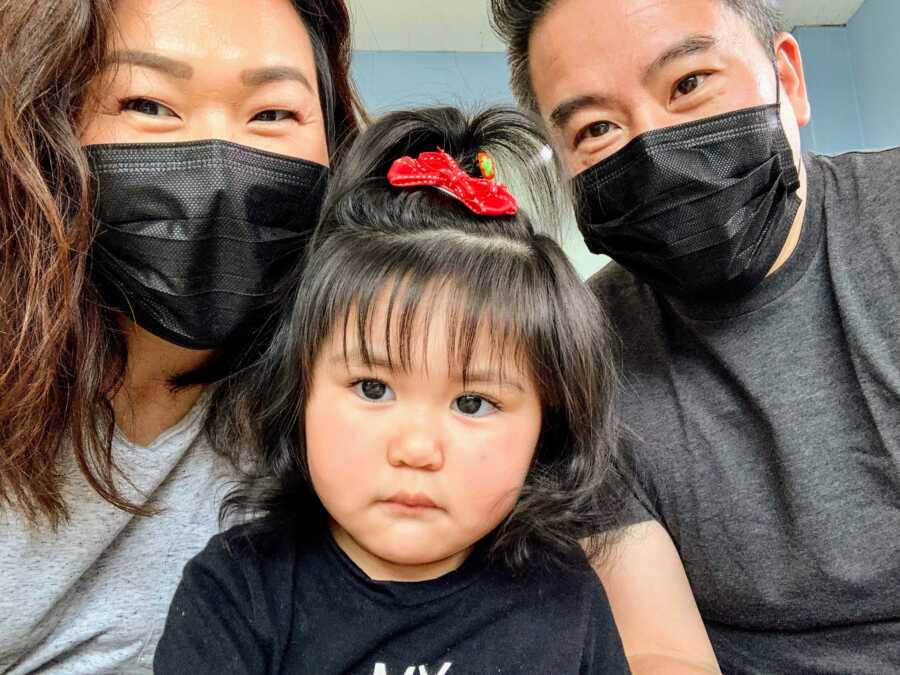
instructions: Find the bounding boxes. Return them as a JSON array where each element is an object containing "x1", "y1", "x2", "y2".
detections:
[{"x1": 155, "y1": 106, "x2": 628, "y2": 674}]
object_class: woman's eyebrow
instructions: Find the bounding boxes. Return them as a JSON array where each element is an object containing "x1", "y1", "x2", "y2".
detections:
[
  {"x1": 100, "y1": 52, "x2": 312, "y2": 93},
  {"x1": 104, "y1": 50, "x2": 193, "y2": 79},
  {"x1": 240, "y1": 66, "x2": 314, "y2": 92}
]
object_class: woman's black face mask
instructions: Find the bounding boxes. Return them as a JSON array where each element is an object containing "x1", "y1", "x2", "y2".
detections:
[
  {"x1": 573, "y1": 82, "x2": 802, "y2": 300},
  {"x1": 86, "y1": 139, "x2": 329, "y2": 350}
]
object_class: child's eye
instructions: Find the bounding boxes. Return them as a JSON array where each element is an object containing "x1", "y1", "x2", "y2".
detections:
[
  {"x1": 452, "y1": 394, "x2": 498, "y2": 418},
  {"x1": 251, "y1": 110, "x2": 295, "y2": 122},
  {"x1": 121, "y1": 98, "x2": 178, "y2": 118},
  {"x1": 353, "y1": 379, "x2": 396, "y2": 402}
]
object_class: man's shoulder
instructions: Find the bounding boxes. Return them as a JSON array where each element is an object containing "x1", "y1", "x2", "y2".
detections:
[
  {"x1": 586, "y1": 260, "x2": 637, "y2": 298},
  {"x1": 587, "y1": 261, "x2": 667, "y2": 350},
  {"x1": 816, "y1": 146, "x2": 900, "y2": 194},
  {"x1": 587, "y1": 261, "x2": 658, "y2": 314}
]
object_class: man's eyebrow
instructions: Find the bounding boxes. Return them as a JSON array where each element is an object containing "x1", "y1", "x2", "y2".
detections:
[
  {"x1": 241, "y1": 66, "x2": 314, "y2": 92},
  {"x1": 549, "y1": 93, "x2": 618, "y2": 131},
  {"x1": 104, "y1": 50, "x2": 193, "y2": 79},
  {"x1": 642, "y1": 34, "x2": 718, "y2": 84},
  {"x1": 548, "y1": 35, "x2": 718, "y2": 131}
]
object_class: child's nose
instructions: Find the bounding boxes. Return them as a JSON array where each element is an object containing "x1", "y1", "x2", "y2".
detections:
[{"x1": 386, "y1": 409, "x2": 444, "y2": 471}]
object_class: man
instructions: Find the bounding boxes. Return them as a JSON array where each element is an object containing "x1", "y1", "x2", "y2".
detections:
[{"x1": 491, "y1": 1, "x2": 900, "y2": 673}]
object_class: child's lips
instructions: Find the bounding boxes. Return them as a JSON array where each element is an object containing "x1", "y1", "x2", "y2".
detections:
[{"x1": 383, "y1": 492, "x2": 439, "y2": 509}]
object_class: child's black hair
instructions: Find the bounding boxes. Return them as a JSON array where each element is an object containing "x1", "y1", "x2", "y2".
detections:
[{"x1": 216, "y1": 106, "x2": 627, "y2": 571}]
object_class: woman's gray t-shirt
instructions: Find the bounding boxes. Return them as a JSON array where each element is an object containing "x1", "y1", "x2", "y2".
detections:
[{"x1": 0, "y1": 396, "x2": 231, "y2": 674}]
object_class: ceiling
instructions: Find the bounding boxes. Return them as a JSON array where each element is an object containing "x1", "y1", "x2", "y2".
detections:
[
  {"x1": 349, "y1": 0, "x2": 868, "y2": 52},
  {"x1": 782, "y1": 0, "x2": 866, "y2": 27}
]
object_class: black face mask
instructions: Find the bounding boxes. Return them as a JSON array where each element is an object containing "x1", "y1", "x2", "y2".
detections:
[
  {"x1": 85, "y1": 140, "x2": 328, "y2": 350},
  {"x1": 573, "y1": 97, "x2": 802, "y2": 299}
]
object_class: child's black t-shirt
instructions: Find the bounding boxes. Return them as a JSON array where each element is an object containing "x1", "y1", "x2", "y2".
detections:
[{"x1": 153, "y1": 523, "x2": 628, "y2": 674}]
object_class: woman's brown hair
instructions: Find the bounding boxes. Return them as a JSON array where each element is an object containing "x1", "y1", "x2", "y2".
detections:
[{"x1": 0, "y1": 0, "x2": 367, "y2": 526}]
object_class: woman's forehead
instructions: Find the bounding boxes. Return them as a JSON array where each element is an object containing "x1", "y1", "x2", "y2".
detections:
[{"x1": 107, "y1": 0, "x2": 318, "y2": 81}]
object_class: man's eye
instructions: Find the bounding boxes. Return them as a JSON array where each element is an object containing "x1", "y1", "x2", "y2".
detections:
[
  {"x1": 452, "y1": 394, "x2": 498, "y2": 418},
  {"x1": 122, "y1": 98, "x2": 177, "y2": 117},
  {"x1": 674, "y1": 74, "x2": 706, "y2": 98},
  {"x1": 252, "y1": 110, "x2": 294, "y2": 122},
  {"x1": 353, "y1": 379, "x2": 395, "y2": 402},
  {"x1": 574, "y1": 121, "x2": 613, "y2": 148}
]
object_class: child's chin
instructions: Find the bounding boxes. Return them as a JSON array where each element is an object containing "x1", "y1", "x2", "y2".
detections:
[
  {"x1": 369, "y1": 538, "x2": 471, "y2": 577},
  {"x1": 376, "y1": 540, "x2": 453, "y2": 566}
]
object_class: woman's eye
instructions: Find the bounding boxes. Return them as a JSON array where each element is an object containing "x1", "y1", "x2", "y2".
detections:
[
  {"x1": 252, "y1": 110, "x2": 295, "y2": 122},
  {"x1": 122, "y1": 98, "x2": 177, "y2": 117},
  {"x1": 452, "y1": 394, "x2": 498, "y2": 418},
  {"x1": 673, "y1": 73, "x2": 706, "y2": 99},
  {"x1": 353, "y1": 379, "x2": 395, "y2": 402},
  {"x1": 574, "y1": 121, "x2": 614, "y2": 148}
]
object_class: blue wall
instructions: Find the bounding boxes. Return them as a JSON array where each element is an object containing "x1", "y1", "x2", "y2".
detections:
[
  {"x1": 794, "y1": 0, "x2": 900, "y2": 155},
  {"x1": 792, "y1": 27, "x2": 864, "y2": 155},
  {"x1": 352, "y1": 51, "x2": 513, "y2": 114},
  {"x1": 847, "y1": 0, "x2": 900, "y2": 150}
]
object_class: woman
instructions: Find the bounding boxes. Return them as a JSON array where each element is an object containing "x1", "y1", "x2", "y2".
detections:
[{"x1": 0, "y1": 0, "x2": 364, "y2": 672}]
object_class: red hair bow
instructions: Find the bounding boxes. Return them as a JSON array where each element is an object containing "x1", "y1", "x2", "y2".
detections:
[{"x1": 387, "y1": 149, "x2": 518, "y2": 216}]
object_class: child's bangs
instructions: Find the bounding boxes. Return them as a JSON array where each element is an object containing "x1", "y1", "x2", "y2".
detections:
[{"x1": 327, "y1": 242, "x2": 541, "y2": 387}]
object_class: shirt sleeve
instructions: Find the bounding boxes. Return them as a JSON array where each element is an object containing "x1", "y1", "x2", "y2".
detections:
[
  {"x1": 614, "y1": 436, "x2": 660, "y2": 528},
  {"x1": 153, "y1": 533, "x2": 273, "y2": 675},
  {"x1": 580, "y1": 576, "x2": 632, "y2": 674},
  {"x1": 618, "y1": 479, "x2": 658, "y2": 527}
]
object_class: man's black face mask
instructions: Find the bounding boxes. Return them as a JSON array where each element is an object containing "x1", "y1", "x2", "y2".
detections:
[
  {"x1": 85, "y1": 139, "x2": 329, "y2": 350},
  {"x1": 573, "y1": 81, "x2": 802, "y2": 300}
]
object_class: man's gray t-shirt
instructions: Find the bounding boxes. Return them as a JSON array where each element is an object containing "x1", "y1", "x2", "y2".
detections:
[
  {"x1": 0, "y1": 395, "x2": 232, "y2": 674},
  {"x1": 590, "y1": 149, "x2": 900, "y2": 674}
]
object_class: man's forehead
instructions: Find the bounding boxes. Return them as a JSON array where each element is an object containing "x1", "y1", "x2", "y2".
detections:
[
  {"x1": 529, "y1": 0, "x2": 736, "y2": 112},
  {"x1": 533, "y1": 0, "x2": 730, "y2": 46}
]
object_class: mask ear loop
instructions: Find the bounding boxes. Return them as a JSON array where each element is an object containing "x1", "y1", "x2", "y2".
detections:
[
  {"x1": 770, "y1": 51, "x2": 802, "y2": 192},
  {"x1": 773, "y1": 56, "x2": 782, "y2": 106}
]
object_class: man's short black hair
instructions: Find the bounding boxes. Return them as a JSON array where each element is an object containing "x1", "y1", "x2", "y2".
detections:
[{"x1": 490, "y1": 0, "x2": 784, "y2": 112}]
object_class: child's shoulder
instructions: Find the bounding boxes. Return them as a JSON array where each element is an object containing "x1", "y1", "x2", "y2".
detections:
[
  {"x1": 182, "y1": 518, "x2": 313, "y2": 596},
  {"x1": 485, "y1": 552, "x2": 609, "y2": 611},
  {"x1": 474, "y1": 554, "x2": 626, "y2": 669},
  {"x1": 218, "y1": 519, "x2": 298, "y2": 558}
]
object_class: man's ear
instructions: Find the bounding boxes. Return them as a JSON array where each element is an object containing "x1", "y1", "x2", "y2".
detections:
[{"x1": 774, "y1": 32, "x2": 812, "y2": 127}]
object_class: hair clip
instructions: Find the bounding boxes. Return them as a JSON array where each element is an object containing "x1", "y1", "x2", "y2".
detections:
[
  {"x1": 476, "y1": 151, "x2": 495, "y2": 180},
  {"x1": 387, "y1": 148, "x2": 518, "y2": 216}
]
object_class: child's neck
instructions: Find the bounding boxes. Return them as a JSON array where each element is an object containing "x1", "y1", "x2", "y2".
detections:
[{"x1": 330, "y1": 521, "x2": 473, "y2": 582}]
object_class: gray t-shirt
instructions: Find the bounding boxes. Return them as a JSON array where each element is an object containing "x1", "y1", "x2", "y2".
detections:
[
  {"x1": 0, "y1": 395, "x2": 232, "y2": 674},
  {"x1": 590, "y1": 149, "x2": 900, "y2": 674}
]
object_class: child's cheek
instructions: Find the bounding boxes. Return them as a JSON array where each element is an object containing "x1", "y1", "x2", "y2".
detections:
[{"x1": 461, "y1": 438, "x2": 533, "y2": 522}]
